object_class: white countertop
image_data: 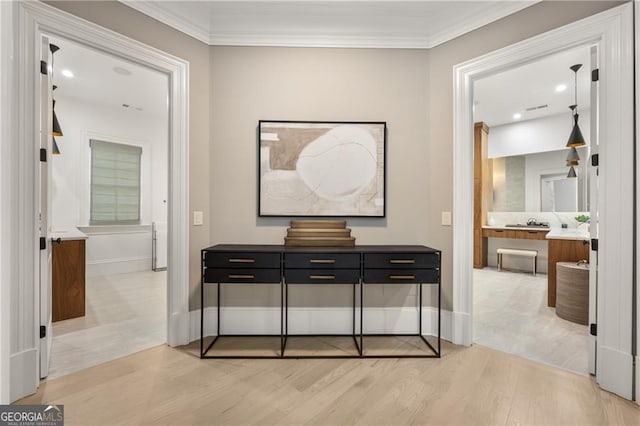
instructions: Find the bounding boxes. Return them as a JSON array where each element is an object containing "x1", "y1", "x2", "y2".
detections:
[
  {"x1": 545, "y1": 228, "x2": 590, "y2": 241},
  {"x1": 483, "y1": 225, "x2": 550, "y2": 232},
  {"x1": 50, "y1": 228, "x2": 88, "y2": 241}
]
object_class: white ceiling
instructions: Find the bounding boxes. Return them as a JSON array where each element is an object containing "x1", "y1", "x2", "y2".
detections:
[
  {"x1": 50, "y1": 36, "x2": 169, "y2": 119},
  {"x1": 474, "y1": 45, "x2": 593, "y2": 127},
  {"x1": 120, "y1": 0, "x2": 540, "y2": 48}
]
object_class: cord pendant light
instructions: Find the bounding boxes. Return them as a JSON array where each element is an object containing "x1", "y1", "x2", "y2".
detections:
[
  {"x1": 566, "y1": 146, "x2": 580, "y2": 166},
  {"x1": 52, "y1": 100, "x2": 63, "y2": 137},
  {"x1": 566, "y1": 64, "x2": 586, "y2": 148},
  {"x1": 567, "y1": 166, "x2": 577, "y2": 178},
  {"x1": 52, "y1": 136, "x2": 61, "y2": 155},
  {"x1": 50, "y1": 44, "x2": 64, "y2": 141}
]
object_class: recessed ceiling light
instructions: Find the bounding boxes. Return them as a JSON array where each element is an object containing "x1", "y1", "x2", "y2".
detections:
[
  {"x1": 513, "y1": 113, "x2": 522, "y2": 120},
  {"x1": 61, "y1": 69, "x2": 74, "y2": 78},
  {"x1": 113, "y1": 66, "x2": 132, "y2": 76},
  {"x1": 555, "y1": 84, "x2": 567, "y2": 92}
]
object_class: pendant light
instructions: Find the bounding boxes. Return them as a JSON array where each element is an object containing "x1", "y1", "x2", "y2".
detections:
[
  {"x1": 566, "y1": 64, "x2": 586, "y2": 148},
  {"x1": 52, "y1": 100, "x2": 63, "y2": 137},
  {"x1": 50, "y1": 44, "x2": 64, "y2": 139},
  {"x1": 566, "y1": 147, "x2": 580, "y2": 166},
  {"x1": 52, "y1": 137, "x2": 61, "y2": 155},
  {"x1": 567, "y1": 166, "x2": 577, "y2": 178}
]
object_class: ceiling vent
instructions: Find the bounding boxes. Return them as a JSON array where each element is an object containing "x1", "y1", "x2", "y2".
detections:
[{"x1": 525, "y1": 104, "x2": 548, "y2": 112}]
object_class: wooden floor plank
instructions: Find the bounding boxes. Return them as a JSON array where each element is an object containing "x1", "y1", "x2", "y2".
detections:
[{"x1": 17, "y1": 341, "x2": 640, "y2": 425}]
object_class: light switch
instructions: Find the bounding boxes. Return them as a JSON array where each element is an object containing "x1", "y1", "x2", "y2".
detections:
[
  {"x1": 441, "y1": 211, "x2": 452, "y2": 226},
  {"x1": 193, "y1": 211, "x2": 203, "y2": 226}
]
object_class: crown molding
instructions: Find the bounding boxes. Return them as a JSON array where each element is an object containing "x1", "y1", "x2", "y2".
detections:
[
  {"x1": 120, "y1": 0, "x2": 211, "y2": 45},
  {"x1": 119, "y1": 1, "x2": 540, "y2": 49},
  {"x1": 428, "y1": 1, "x2": 539, "y2": 48}
]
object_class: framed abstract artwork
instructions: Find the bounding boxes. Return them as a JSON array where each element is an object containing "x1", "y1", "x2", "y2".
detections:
[{"x1": 258, "y1": 120, "x2": 386, "y2": 217}]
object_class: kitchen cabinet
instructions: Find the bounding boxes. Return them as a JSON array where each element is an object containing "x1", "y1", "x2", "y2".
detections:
[{"x1": 52, "y1": 238, "x2": 86, "y2": 321}]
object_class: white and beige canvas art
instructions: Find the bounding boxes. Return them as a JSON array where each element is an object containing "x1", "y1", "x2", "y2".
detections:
[{"x1": 259, "y1": 121, "x2": 386, "y2": 217}]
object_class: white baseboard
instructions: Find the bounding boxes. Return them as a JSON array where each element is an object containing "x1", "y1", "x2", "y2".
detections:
[
  {"x1": 168, "y1": 311, "x2": 190, "y2": 347},
  {"x1": 451, "y1": 310, "x2": 471, "y2": 346},
  {"x1": 189, "y1": 307, "x2": 453, "y2": 343},
  {"x1": 597, "y1": 345, "x2": 633, "y2": 400},
  {"x1": 10, "y1": 349, "x2": 37, "y2": 403},
  {"x1": 86, "y1": 256, "x2": 151, "y2": 277}
]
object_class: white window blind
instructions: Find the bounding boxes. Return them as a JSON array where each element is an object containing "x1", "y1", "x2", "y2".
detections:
[{"x1": 90, "y1": 139, "x2": 142, "y2": 225}]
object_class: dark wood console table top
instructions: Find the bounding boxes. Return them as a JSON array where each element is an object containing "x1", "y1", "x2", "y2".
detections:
[{"x1": 201, "y1": 244, "x2": 441, "y2": 359}]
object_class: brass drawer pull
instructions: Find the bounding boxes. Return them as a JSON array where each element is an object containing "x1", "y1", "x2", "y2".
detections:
[
  {"x1": 310, "y1": 275, "x2": 335, "y2": 280},
  {"x1": 228, "y1": 258, "x2": 255, "y2": 263},
  {"x1": 309, "y1": 259, "x2": 336, "y2": 264},
  {"x1": 228, "y1": 274, "x2": 255, "y2": 279},
  {"x1": 389, "y1": 259, "x2": 415, "y2": 264},
  {"x1": 389, "y1": 275, "x2": 416, "y2": 280}
]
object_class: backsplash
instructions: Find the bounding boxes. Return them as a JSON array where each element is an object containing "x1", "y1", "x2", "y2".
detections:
[{"x1": 487, "y1": 211, "x2": 589, "y2": 229}]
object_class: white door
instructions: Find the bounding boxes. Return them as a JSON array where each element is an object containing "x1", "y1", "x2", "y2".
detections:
[
  {"x1": 38, "y1": 36, "x2": 53, "y2": 379},
  {"x1": 587, "y1": 45, "x2": 599, "y2": 376}
]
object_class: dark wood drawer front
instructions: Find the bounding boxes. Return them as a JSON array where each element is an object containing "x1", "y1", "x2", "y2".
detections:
[
  {"x1": 285, "y1": 269, "x2": 360, "y2": 284},
  {"x1": 205, "y1": 252, "x2": 280, "y2": 269},
  {"x1": 205, "y1": 268, "x2": 281, "y2": 284},
  {"x1": 363, "y1": 269, "x2": 439, "y2": 284},
  {"x1": 363, "y1": 253, "x2": 438, "y2": 269},
  {"x1": 285, "y1": 253, "x2": 360, "y2": 269}
]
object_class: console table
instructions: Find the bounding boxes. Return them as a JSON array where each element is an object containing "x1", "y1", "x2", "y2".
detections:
[{"x1": 201, "y1": 244, "x2": 441, "y2": 359}]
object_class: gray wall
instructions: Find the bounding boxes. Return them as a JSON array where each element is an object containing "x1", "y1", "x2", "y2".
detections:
[{"x1": 47, "y1": 1, "x2": 623, "y2": 310}]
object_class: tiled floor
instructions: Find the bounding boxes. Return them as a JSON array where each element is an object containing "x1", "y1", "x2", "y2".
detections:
[
  {"x1": 48, "y1": 270, "x2": 167, "y2": 379},
  {"x1": 473, "y1": 267, "x2": 589, "y2": 376}
]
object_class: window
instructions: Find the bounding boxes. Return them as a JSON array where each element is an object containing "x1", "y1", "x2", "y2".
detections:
[{"x1": 90, "y1": 139, "x2": 142, "y2": 225}]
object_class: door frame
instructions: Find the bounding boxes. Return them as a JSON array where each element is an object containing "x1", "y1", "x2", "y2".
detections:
[
  {"x1": 453, "y1": 4, "x2": 634, "y2": 399},
  {"x1": 10, "y1": 1, "x2": 190, "y2": 398}
]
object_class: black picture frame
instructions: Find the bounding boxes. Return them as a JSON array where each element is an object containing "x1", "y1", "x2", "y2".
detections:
[{"x1": 258, "y1": 120, "x2": 387, "y2": 217}]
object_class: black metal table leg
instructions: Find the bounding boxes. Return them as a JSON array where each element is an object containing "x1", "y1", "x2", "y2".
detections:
[
  {"x1": 200, "y1": 258, "x2": 204, "y2": 359},
  {"x1": 280, "y1": 278, "x2": 284, "y2": 357},
  {"x1": 419, "y1": 282, "x2": 423, "y2": 336}
]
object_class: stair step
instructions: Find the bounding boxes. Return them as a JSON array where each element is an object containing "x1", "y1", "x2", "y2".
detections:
[
  {"x1": 284, "y1": 236, "x2": 356, "y2": 247},
  {"x1": 290, "y1": 220, "x2": 347, "y2": 229},
  {"x1": 286, "y1": 228, "x2": 352, "y2": 238}
]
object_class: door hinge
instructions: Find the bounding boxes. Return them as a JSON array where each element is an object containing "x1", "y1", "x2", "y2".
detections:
[
  {"x1": 40, "y1": 60, "x2": 48, "y2": 75},
  {"x1": 40, "y1": 148, "x2": 47, "y2": 162},
  {"x1": 40, "y1": 325, "x2": 46, "y2": 339},
  {"x1": 590, "y1": 323, "x2": 597, "y2": 336},
  {"x1": 591, "y1": 239, "x2": 598, "y2": 251},
  {"x1": 591, "y1": 154, "x2": 599, "y2": 167},
  {"x1": 591, "y1": 69, "x2": 599, "y2": 82},
  {"x1": 39, "y1": 237, "x2": 46, "y2": 250}
]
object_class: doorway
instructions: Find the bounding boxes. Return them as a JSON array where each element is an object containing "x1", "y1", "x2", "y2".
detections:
[
  {"x1": 452, "y1": 4, "x2": 634, "y2": 399},
  {"x1": 11, "y1": 2, "x2": 191, "y2": 399},
  {"x1": 44, "y1": 35, "x2": 169, "y2": 379},
  {"x1": 471, "y1": 45, "x2": 593, "y2": 375}
]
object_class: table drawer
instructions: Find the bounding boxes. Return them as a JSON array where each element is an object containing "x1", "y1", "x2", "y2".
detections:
[
  {"x1": 204, "y1": 268, "x2": 281, "y2": 284},
  {"x1": 205, "y1": 252, "x2": 280, "y2": 269},
  {"x1": 363, "y1": 269, "x2": 439, "y2": 284},
  {"x1": 285, "y1": 268, "x2": 360, "y2": 284},
  {"x1": 285, "y1": 252, "x2": 360, "y2": 269},
  {"x1": 363, "y1": 253, "x2": 438, "y2": 269}
]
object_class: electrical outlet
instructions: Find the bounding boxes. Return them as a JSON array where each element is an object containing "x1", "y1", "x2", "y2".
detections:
[
  {"x1": 442, "y1": 211, "x2": 452, "y2": 226},
  {"x1": 193, "y1": 211, "x2": 203, "y2": 226}
]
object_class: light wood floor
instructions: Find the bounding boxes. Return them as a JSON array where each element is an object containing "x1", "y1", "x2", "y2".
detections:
[
  {"x1": 474, "y1": 267, "x2": 588, "y2": 375},
  {"x1": 19, "y1": 340, "x2": 639, "y2": 425},
  {"x1": 49, "y1": 270, "x2": 166, "y2": 378}
]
